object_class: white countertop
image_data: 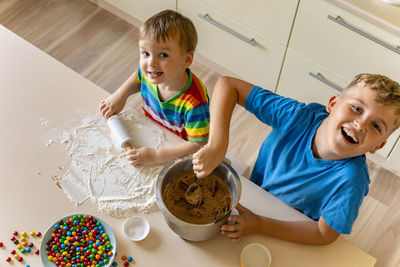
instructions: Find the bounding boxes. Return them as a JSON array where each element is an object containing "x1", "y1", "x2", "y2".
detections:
[{"x1": 0, "y1": 25, "x2": 376, "y2": 267}]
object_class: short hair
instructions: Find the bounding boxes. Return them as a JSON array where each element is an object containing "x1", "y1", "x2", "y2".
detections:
[
  {"x1": 139, "y1": 10, "x2": 197, "y2": 53},
  {"x1": 344, "y1": 73, "x2": 400, "y2": 130}
]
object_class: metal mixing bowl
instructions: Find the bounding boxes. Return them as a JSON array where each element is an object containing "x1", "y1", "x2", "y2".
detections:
[{"x1": 155, "y1": 158, "x2": 242, "y2": 241}]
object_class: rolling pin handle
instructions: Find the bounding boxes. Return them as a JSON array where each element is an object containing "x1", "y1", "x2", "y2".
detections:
[{"x1": 125, "y1": 142, "x2": 133, "y2": 150}]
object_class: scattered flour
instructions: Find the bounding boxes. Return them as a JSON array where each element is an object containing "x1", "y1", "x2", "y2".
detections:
[
  {"x1": 40, "y1": 118, "x2": 49, "y2": 127},
  {"x1": 52, "y1": 106, "x2": 179, "y2": 218}
]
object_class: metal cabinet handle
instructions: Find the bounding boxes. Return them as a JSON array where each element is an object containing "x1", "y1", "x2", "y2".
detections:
[
  {"x1": 198, "y1": 13, "x2": 256, "y2": 46},
  {"x1": 328, "y1": 15, "x2": 400, "y2": 55},
  {"x1": 309, "y1": 72, "x2": 343, "y2": 92}
]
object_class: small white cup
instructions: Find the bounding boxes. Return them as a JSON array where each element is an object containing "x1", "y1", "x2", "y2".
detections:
[
  {"x1": 240, "y1": 243, "x2": 272, "y2": 267},
  {"x1": 123, "y1": 216, "x2": 150, "y2": 241}
]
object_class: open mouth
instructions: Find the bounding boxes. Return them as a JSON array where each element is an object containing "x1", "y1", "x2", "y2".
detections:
[
  {"x1": 147, "y1": 71, "x2": 163, "y2": 79},
  {"x1": 341, "y1": 127, "x2": 359, "y2": 144}
]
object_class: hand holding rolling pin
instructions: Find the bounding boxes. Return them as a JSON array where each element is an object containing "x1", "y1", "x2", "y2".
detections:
[
  {"x1": 106, "y1": 115, "x2": 161, "y2": 168},
  {"x1": 99, "y1": 80, "x2": 158, "y2": 167}
]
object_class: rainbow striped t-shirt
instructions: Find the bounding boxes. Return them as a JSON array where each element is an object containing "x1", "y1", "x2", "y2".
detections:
[{"x1": 137, "y1": 67, "x2": 210, "y2": 142}]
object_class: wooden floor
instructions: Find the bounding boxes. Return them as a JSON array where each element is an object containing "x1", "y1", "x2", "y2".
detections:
[{"x1": 1, "y1": 0, "x2": 399, "y2": 266}]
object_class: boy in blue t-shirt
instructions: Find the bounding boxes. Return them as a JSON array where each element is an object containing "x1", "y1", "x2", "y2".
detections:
[{"x1": 193, "y1": 73, "x2": 400, "y2": 245}]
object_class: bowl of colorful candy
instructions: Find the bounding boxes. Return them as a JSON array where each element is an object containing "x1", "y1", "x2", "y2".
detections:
[{"x1": 40, "y1": 214, "x2": 116, "y2": 267}]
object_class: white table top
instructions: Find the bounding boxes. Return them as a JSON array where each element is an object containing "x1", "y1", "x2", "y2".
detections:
[{"x1": 0, "y1": 25, "x2": 376, "y2": 267}]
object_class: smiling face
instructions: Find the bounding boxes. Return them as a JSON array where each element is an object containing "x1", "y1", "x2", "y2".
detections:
[
  {"x1": 319, "y1": 85, "x2": 398, "y2": 160},
  {"x1": 138, "y1": 35, "x2": 193, "y2": 88}
]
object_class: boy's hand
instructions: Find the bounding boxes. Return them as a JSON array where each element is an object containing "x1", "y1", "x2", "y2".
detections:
[
  {"x1": 192, "y1": 144, "x2": 225, "y2": 178},
  {"x1": 125, "y1": 147, "x2": 159, "y2": 167},
  {"x1": 99, "y1": 93, "x2": 126, "y2": 119},
  {"x1": 220, "y1": 204, "x2": 261, "y2": 242}
]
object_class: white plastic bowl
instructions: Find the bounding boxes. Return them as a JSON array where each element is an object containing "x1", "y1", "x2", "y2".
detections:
[
  {"x1": 123, "y1": 216, "x2": 150, "y2": 241},
  {"x1": 240, "y1": 243, "x2": 272, "y2": 267}
]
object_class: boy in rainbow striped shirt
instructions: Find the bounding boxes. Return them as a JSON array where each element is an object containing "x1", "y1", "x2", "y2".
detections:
[{"x1": 99, "y1": 10, "x2": 209, "y2": 167}]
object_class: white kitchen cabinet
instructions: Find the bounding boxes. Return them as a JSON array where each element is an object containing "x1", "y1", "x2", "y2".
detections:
[
  {"x1": 178, "y1": 0, "x2": 290, "y2": 89},
  {"x1": 378, "y1": 129, "x2": 400, "y2": 159},
  {"x1": 193, "y1": 0, "x2": 299, "y2": 46},
  {"x1": 277, "y1": 0, "x2": 400, "y2": 160},
  {"x1": 287, "y1": 0, "x2": 400, "y2": 82},
  {"x1": 278, "y1": 48, "x2": 348, "y2": 105},
  {"x1": 103, "y1": 0, "x2": 175, "y2": 23},
  {"x1": 384, "y1": 133, "x2": 400, "y2": 175}
]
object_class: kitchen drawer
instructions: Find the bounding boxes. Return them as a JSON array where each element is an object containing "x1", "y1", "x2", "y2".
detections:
[
  {"x1": 376, "y1": 129, "x2": 400, "y2": 159},
  {"x1": 277, "y1": 48, "x2": 398, "y2": 159},
  {"x1": 277, "y1": 48, "x2": 348, "y2": 105},
  {"x1": 103, "y1": 0, "x2": 176, "y2": 22},
  {"x1": 179, "y1": 0, "x2": 286, "y2": 90},
  {"x1": 196, "y1": 0, "x2": 298, "y2": 46},
  {"x1": 289, "y1": 0, "x2": 400, "y2": 81},
  {"x1": 385, "y1": 133, "x2": 400, "y2": 175}
]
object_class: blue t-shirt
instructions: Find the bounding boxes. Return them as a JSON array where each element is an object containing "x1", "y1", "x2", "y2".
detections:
[{"x1": 245, "y1": 86, "x2": 369, "y2": 234}]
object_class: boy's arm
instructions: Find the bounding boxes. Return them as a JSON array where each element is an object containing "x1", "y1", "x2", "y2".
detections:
[
  {"x1": 257, "y1": 215, "x2": 340, "y2": 245},
  {"x1": 126, "y1": 140, "x2": 206, "y2": 167},
  {"x1": 222, "y1": 204, "x2": 340, "y2": 245},
  {"x1": 193, "y1": 76, "x2": 254, "y2": 178},
  {"x1": 99, "y1": 71, "x2": 141, "y2": 119}
]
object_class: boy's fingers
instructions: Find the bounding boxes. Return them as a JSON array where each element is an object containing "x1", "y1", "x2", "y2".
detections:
[
  {"x1": 221, "y1": 223, "x2": 238, "y2": 232},
  {"x1": 194, "y1": 170, "x2": 207, "y2": 179},
  {"x1": 99, "y1": 102, "x2": 105, "y2": 110},
  {"x1": 228, "y1": 219, "x2": 239, "y2": 228},
  {"x1": 104, "y1": 109, "x2": 112, "y2": 119},
  {"x1": 221, "y1": 230, "x2": 240, "y2": 239},
  {"x1": 236, "y1": 203, "x2": 247, "y2": 214}
]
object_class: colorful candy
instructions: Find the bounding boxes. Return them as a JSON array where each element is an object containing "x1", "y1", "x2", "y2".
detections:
[
  {"x1": 0, "y1": 242, "x2": 3, "y2": 247},
  {"x1": 124, "y1": 262, "x2": 129, "y2": 267},
  {"x1": 45, "y1": 215, "x2": 113, "y2": 267},
  {"x1": 6, "y1": 257, "x2": 11, "y2": 262},
  {"x1": 13, "y1": 231, "x2": 18, "y2": 236}
]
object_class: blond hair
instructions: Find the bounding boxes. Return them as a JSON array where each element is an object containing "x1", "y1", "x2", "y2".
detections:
[
  {"x1": 344, "y1": 73, "x2": 400, "y2": 130},
  {"x1": 139, "y1": 10, "x2": 197, "y2": 53}
]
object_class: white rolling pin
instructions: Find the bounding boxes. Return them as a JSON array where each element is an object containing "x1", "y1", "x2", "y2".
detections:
[{"x1": 107, "y1": 115, "x2": 133, "y2": 149}]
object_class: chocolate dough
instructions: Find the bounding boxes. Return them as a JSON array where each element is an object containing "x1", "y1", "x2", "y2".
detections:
[{"x1": 162, "y1": 172, "x2": 232, "y2": 224}]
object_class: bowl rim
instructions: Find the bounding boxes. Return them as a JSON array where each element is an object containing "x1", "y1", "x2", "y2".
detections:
[
  {"x1": 39, "y1": 213, "x2": 116, "y2": 267},
  {"x1": 240, "y1": 242, "x2": 272, "y2": 267},
  {"x1": 123, "y1": 215, "x2": 150, "y2": 241},
  {"x1": 155, "y1": 158, "x2": 242, "y2": 226}
]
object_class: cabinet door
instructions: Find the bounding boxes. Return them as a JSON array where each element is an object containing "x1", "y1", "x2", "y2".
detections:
[
  {"x1": 375, "y1": 129, "x2": 400, "y2": 159},
  {"x1": 104, "y1": 0, "x2": 176, "y2": 22},
  {"x1": 277, "y1": 48, "x2": 348, "y2": 105},
  {"x1": 289, "y1": 0, "x2": 400, "y2": 82},
  {"x1": 179, "y1": 0, "x2": 286, "y2": 90},
  {"x1": 197, "y1": 0, "x2": 299, "y2": 46},
  {"x1": 383, "y1": 133, "x2": 400, "y2": 175}
]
